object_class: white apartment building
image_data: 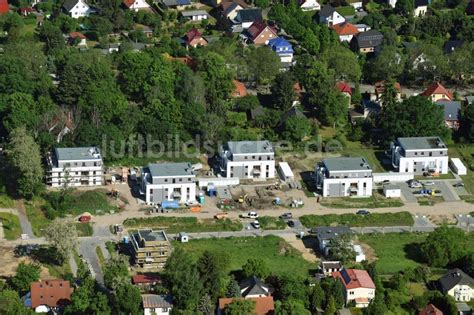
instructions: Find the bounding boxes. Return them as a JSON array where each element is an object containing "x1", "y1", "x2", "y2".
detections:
[
  {"x1": 391, "y1": 137, "x2": 449, "y2": 174},
  {"x1": 219, "y1": 141, "x2": 275, "y2": 179},
  {"x1": 46, "y1": 147, "x2": 103, "y2": 187},
  {"x1": 140, "y1": 162, "x2": 196, "y2": 205},
  {"x1": 315, "y1": 157, "x2": 373, "y2": 197}
]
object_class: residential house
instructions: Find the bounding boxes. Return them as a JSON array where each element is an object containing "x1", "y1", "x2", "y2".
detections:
[
  {"x1": 123, "y1": 0, "x2": 150, "y2": 11},
  {"x1": 221, "y1": 0, "x2": 248, "y2": 20},
  {"x1": 313, "y1": 226, "x2": 352, "y2": 254},
  {"x1": 456, "y1": 303, "x2": 472, "y2": 315},
  {"x1": 246, "y1": 20, "x2": 278, "y2": 45},
  {"x1": 347, "y1": 0, "x2": 363, "y2": 9},
  {"x1": 142, "y1": 294, "x2": 173, "y2": 315},
  {"x1": 331, "y1": 22, "x2": 359, "y2": 42},
  {"x1": 133, "y1": 274, "x2": 162, "y2": 291},
  {"x1": 333, "y1": 269, "x2": 376, "y2": 308},
  {"x1": 443, "y1": 40, "x2": 464, "y2": 54},
  {"x1": 437, "y1": 100, "x2": 461, "y2": 129},
  {"x1": 414, "y1": 0, "x2": 428, "y2": 16},
  {"x1": 467, "y1": 0, "x2": 474, "y2": 15},
  {"x1": 63, "y1": 0, "x2": 91, "y2": 18},
  {"x1": 181, "y1": 10, "x2": 208, "y2": 21},
  {"x1": 69, "y1": 32, "x2": 87, "y2": 47},
  {"x1": 320, "y1": 261, "x2": 343, "y2": 276},
  {"x1": 46, "y1": 147, "x2": 103, "y2": 187},
  {"x1": 184, "y1": 28, "x2": 208, "y2": 48},
  {"x1": 372, "y1": 80, "x2": 402, "y2": 105},
  {"x1": 354, "y1": 23, "x2": 371, "y2": 32},
  {"x1": 351, "y1": 30, "x2": 383, "y2": 53},
  {"x1": 315, "y1": 157, "x2": 373, "y2": 197},
  {"x1": 466, "y1": 95, "x2": 474, "y2": 106},
  {"x1": 130, "y1": 229, "x2": 171, "y2": 270},
  {"x1": 390, "y1": 137, "x2": 449, "y2": 174},
  {"x1": 161, "y1": 0, "x2": 191, "y2": 10},
  {"x1": 318, "y1": 4, "x2": 345, "y2": 26},
  {"x1": 140, "y1": 162, "x2": 196, "y2": 204},
  {"x1": 30, "y1": 280, "x2": 72, "y2": 312},
  {"x1": 232, "y1": 80, "x2": 248, "y2": 97},
  {"x1": 421, "y1": 82, "x2": 453, "y2": 102},
  {"x1": 336, "y1": 81, "x2": 352, "y2": 98},
  {"x1": 234, "y1": 8, "x2": 263, "y2": 30},
  {"x1": 240, "y1": 277, "x2": 272, "y2": 298},
  {"x1": 439, "y1": 269, "x2": 473, "y2": 302},
  {"x1": 267, "y1": 37, "x2": 294, "y2": 63},
  {"x1": 218, "y1": 297, "x2": 275, "y2": 315},
  {"x1": 299, "y1": 0, "x2": 320, "y2": 11},
  {"x1": 219, "y1": 140, "x2": 275, "y2": 179},
  {"x1": 419, "y1": 304, "x2": 443, "y2": 315},
  {"x1": 387, "y1": 0, "x2": 397, "y2": 7},
  {"x1": 0, "y1": 0, "x2": 8, "y2": 14}
]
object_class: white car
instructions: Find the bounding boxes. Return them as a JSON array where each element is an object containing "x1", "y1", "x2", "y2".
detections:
[
  {"x1": 240, "y1": 211, "x2": 259, "y2": 219},
  {"x1": 424, "y1": 181, "x2": 435, "y2": 186},
  {"x1": 251, "y1": 220, "x2": 260, "y2": 229}
]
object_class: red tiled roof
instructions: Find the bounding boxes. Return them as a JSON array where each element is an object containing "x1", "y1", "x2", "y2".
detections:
[
  {"x1": 336, "y1": 81, "x2": 352, "y2": 95},
  {"x1": 375, "y1": 80, "x2": 401, "y2": 93},
  {"x1": 232, "y1": 80, "x2": 247, "y2": 97},
  {"x1": 421, "y1": 82, "x2": 453, "y2": 100},
  {"x1": 218, "y1": 296, "x2": 275, "y2": 315},
  {"x1": 69, "y1": 32, "x2": 86, "y2": 39},
  {"x1": 333, "y1": 269, "x2": 376, "y2": 290},
  {"x1": 19, "y1": 7, "x2": 33, "y2": 13},
  {"x1": 132, "y1": 274, "x2": 161, "y2": 284},
  {"x1": 247, "y1": 20, "x2": 277, "y2": 41},
  {"x1": 331, "y1": 22, "x2": 359, "y2": 36},
  {"x1": 185, "y1": 28, "x2": 202, "y2": 43},
  {"x1": 0, "y1": 0, "x2": 9, "y2": 14},
  {"x1": 123, "y1": 0, "x2": 134, "y2": 7},
  {"x1": 31, "y1": 280, "x2": 72, "y2": 309},
  {"x1": 419, "y1": 303, "x2": 443, "y2": 315}
]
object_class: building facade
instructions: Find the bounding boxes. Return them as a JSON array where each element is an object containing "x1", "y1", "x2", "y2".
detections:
[
  {"x1": 268, "y1": 37, "x2": 294, "y2": 63},
  {"x1": 130, "y1": 230, "x2": 171, "y2": 270},
  {"x1": 439, "y1": 269, "x2": 473, "y2": 302},
  {"x1": 315, "y1": 157, "x2": 373, "y2": 197},
  {"x1": 390, "y1": 137, "x2": 449, "y2": 174},
  {"x1": 140, "y1": 162, "x2": 196, "y2": 205},
  {"x1": 219, "y1": 141, "x2": 275, "y2": 179},
  {"x1": 46, "y1": 147, "x2": 103, "y2": 187},
  {"x1": 63, "y1": 0, "x2": 91, "y2": 18},
  {"x1": 333, "y1": 269, "x2": 376, "y2": 308}
]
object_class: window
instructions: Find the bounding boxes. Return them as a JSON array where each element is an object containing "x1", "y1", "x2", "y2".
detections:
[
  {"x1": 415, "y1": 152, "x2": 418, "y2": 155},
  {"x1": 252, "y1": 156, "x2": 255, "y2": 159},
  {"x1": 40, "y1": 295, "x2": 43, "y2": 299},
  {"x1": 429, "y1": 152, "x2": 432, "y2": 157},
  {"x1": 162, "y1": 308, "x2": 168, "y2": 312},
  {"x1": 164, "y1": 179, "x2": 168, "y2": 182},
  {"x1": 172, "y1": 179, "x2": 176, "y2": 183},
  {"x1": 259, "y1": 156, "x2": 262, "y2": 160},
  {"x1": 150, "y1": 189, "x2": 154, "y2": 194},
  {"x1": 82, "y1": 162, "x2": 86, "y2": 167},
  {"x1": 179, "y1": 178, "x2": 182, "y2": 182}
]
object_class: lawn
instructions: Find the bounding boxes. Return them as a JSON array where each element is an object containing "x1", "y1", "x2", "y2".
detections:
[
  {"x1": 300, "y1": 211, "x2": 414, "y2": 228},
  {"x1": 448, "y1": 145, "x2": 474, "y2": 194},
  {"x1": 173, "y1": 235, "x2": 313, "y2": 277},
  {"x1": 417, "y1": 196, "x2": 444, "y2": 206},
  {"x1": 0, "y1": 212, "x2": 21, "y2": 240},
  {"x1": 44, "y1": 189, "x2": 116, "y2": 215},
  {"x1": 0, "y1": 194, "x2": 15, "y2": 208},
  {"x1": 76, "y1": 223, "x2": 93, "y2": 237},
  {"x1": 341, "y1": 146, "x2": 388, "y2": 173},
  {"x1": 258, "y1": 216, "x2": 287, "y2": 230},
  {"x1": 358, "y1": 233, "x2": 427, "y2": 274},
  {"x1": 25, "y1": 197, "x2": 51, "y2": 237},
  {"x1": 461, "y1": 195, "x2": 474, "y2": 203},
  {"x1": 320, "y1": 194, "x2": 404, "y2": 209},
  {"x1": 96, "y1": 246, "x2": 105, "y2": 268},
  {"x1": 336, "y1": 5, "x2": 356, "y2": 16},
  {"x1": 123, "y1": 216, "x2": 243, "y2": 233}
]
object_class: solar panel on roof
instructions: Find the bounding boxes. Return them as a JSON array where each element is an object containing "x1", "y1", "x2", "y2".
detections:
[{"x1": 341, "y1": 269, "x2": 352, "y2": 284}]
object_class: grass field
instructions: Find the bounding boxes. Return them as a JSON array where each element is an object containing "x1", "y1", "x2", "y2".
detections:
[
  {"x1": 0, "y1": 194, "x2": 15, "y2": 208},
  {"x1": 258, "y1": 216, "x2": 287, "y2": 230},
  {"x1": 96, "y1": 246, "x2": 105, "y2": 268},
  {"x1": 320, "y1": 194, "x2": 404, "y2": 209},
  {"x1": 300, "y1": 212, "x2": 414, "y2": 228},
  {"x1": 173, "y1": 235, "x2": 313, "y2": 277},
  {"x1": 25, "y1": 197, "x2": 51, "y2": 237},
  {"x1": 417, "y1": 196, "x2": 444, "y2": 206},
  {"x1": 449, "y1": 145, "x2": 474, "y2": 194},
  {"x1": 44, "y1": 189, "x2": 116, "y2": 215},
  {"x1": 123, "y1": 216, "x2": 243, "y2": 233},
  {"x1": 0, "y1": 212, "x2": 21, "y2": 240},
  {"x1": 76, "y1": 223, "x2": 93, "y2": 237}
]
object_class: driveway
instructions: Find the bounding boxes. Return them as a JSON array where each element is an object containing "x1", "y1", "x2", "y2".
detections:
[
  {"x1": 413, "y1": 214, "x2": 436, "y2": 227},
  {"x1": 0, "y1": 205, "x2": 35, "y2": 239},
  {"x1": 399, "y1": 183, "x2": 418, "y2": 203},
  {"x1": 434, "y1": 181, "x2": 460, "y2": 202},
  {"x1": 78, "y1": 238, "x2": 105, "y2": 284}
]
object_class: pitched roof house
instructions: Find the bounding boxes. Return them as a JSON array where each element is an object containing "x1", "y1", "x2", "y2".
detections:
[
  {"x1": 421, "y1": 82, "x2": 453, "y2": 102},
  {"x1": 331, "y1": 22, "x2": 359, "y2": 42},
  {"x1": 221, "y1": 0, "x2": 248, "y2": 20},
  {"x1": 240, "y1": 277, "x2": 271, "y2": 298},
  {"x1": 419, "y1": 303, "x2": 443, "y2": 315},
  {"x1": 0, "y1": 0, "x2": 9, "y2": 14},
  {"x1": 30, "y1": 280, "x2": 72, "y2": 310},
  {"x1": 439, "y1": 269, "x2": 474, "y2": 302},
  {"x1": 133, "y1": 274, "x2": 162, "y2": 290},
  {"x1": 313, "y1": 226, "x2": 352, "y2": 254},
  {"x1": 318, "y1": 4, "x2": 345, "y2": 26},
  {"x1": 218, "y1": 297, "x2": 275, "y2": 315},
  {"x1": 69, "y1": 32, "x2": 87, "y2": 46},
  {"x1": 268, "y1": 37, "x2": 294, "y2": 63},
  {"x1": 123, "y1": 0, "x2": 151, "y2": 11},
  {"x1": 141, "y1": 294, "x2": 173, "y2": 315},
  {"x1": 299, "y1": 0, "x2": 320, "y2": 11},
  {"x1": 63, "y1": 0, "x2": 91, "y2": 18},
  {"x1": 336, "y1": 81, "x2": 352, "y2": 97},
  {"x1": 234, "y1": 8, "x2": 263, "y2": 29},
  {"x1": 232, "y1": 80, "x2": 247, "y2": 97},
  {"x1": 184, "y1": 28, "x2": 208, "y2": 48},
  {"x1": 414, "y1": 0, "x2": 429, "y2": 16},
  {"x1": 372, "y1": 80, "x2": 402, "y2": 105},
  {"x1": 161, "y1": 0, "x2": 191, "y2": 9},
  {"x1": 333, "y1": 269, "x2": 376, "y2": 308},
  {"x1": 246, "y1": 20, "x2": 278, "y2": 45},
  {"x1": 436, "y1": 100, "x2": 461, "y2": 129},
  {"x1": 351, "y1": 30, "x2": 384, "y2": 53}
]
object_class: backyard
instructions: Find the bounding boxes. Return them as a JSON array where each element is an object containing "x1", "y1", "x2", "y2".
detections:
[
  {"x1": 173, "y1": 235, "x2": 314, "y2": 277},
  {"x1": 300, "y1": 211, "x2": 414, "y2": 228},
  {"x1": 319, "y1": 193, "x2": 404, "y2": 209},
  {"x1": 258, "y1": 216, "x2": 287, "y2": 230},
  {"x1": 449, "y1": 145, "x2": 474, "y2": 194},
  {"x1": 123, "y1": 216, "x2": 243, "y2": 233},
  {"x1": 0, "y1": 212, "x2": 21, "y2": 240}
]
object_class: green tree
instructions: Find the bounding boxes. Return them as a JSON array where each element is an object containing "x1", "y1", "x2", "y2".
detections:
[
  {"x1": 197, "y1": 250, "x2": 230, "y2": 300},
  {"x1": 449, "y1": 42, "x2": 474, "y2": 86},
  {"x1": 323, "y1": 46, "x2": 362, "y2": 82},
  {"x1": 364, "y1": 292, "x2": 388, "y2": 315},
  {"x1": 111, "y1": 283, "x2": 141, "y2": 315},
  {"x1": 328, "y1": 235, "x2": 356, "y2": 263},
  {"x1": 242, "y1": 258, "x2": 270, "y2": 279},
  {"x1": 277, "y1": 299, "x2": 311, "y2": 315},
  {"x1": 11, "y1": 262, "x2": 41, "y2": 294},
  {"x1": 460, "y1": 102, "x2": 474, "y2": 142},
  {"x1": 420, "y1": 225, "x2": 467, "y2": 267},
  {"x1": 246, "y1": 46, "x2": 281, "y2": 86},
  {"x1": 324, "y1": 296, "x2": 336, "y2": 315},
  {"x1": 6, "y1": 128, "x2": 44, "y2": 198},
  {"x1": 271, "y1": 73, "x2": 296, "y2": 111},
  {"x1": 365, "y1": 46, "x2": 405, "y2": 83},
  {"x1": 226, "y1": 278, "x2": 241, "y2": 298},
  {"x1": 0, "y1": 289, "x2": 32, "y2": 315},
  {"x1": 282, "y1": 116, "x2": 312, "y2": 142},
  {"x1": 38, "y1": 21, "x2": 66, "y2": 54},
  {"x1": 103, "y1": 253, "x2": 130, "y2": 290},
  {"x1": 197, "y1": 294, "x2": 214, "y2": 315},
  {"x1": 309, "y1": 283, "x2": 325, "y2": 313},
  {"x1": 223, "y1": 299, "x2": 256, "y2": 315},
  {"x1": 395, "y1": 0, "x2": 414, "y2": 16},
  {"x1": 43, "y1": 220, "x2": 79, "y2": 264}
]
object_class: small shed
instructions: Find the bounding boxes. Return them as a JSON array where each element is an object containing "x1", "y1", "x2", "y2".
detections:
[
  {"x1": 450, "y1": 158, "x2": 467, "y2": 175},
  {"x1": 278, "y1": 162, "x2": 295, "y2": 182},
  {"x1": 383, "y1": 184, "x2": 401, "y2": 198},
  {"x1": 178, "y1": 232, "x2": 189, "y2": 243}
]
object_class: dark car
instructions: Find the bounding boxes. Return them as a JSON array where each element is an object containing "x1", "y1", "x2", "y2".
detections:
[
  {"x1": 287, "y1": 220, "x2": 295, "y2": 227},
  {"x1": 453, "y1": 182, "x2": 464, "y2": 187},
  {"x1": 356, "y1": 210, "x2": 370, "y2": 215},
  {"x1": 279, "y1": 212, "x2": 293, "y2": 220}
]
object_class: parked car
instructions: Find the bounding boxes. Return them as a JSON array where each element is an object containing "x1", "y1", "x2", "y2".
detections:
[
  {"x1": 240, "y1": 211, "x2": 259, "y2": 219},
  {"x1": 409, "y1": 181, "x2": 422, "y2": 188},
  {"x1": 453, "y1": 182, "x2": 464, "y2": 187},
  {"x1": 251, "y1": 220, "x2": 260, "y2": 229},
  {"x1": 382, "y1": 180, "x2": 390, "y2": 184},
  {"x1": 356, "y1": 210, "x2": 370, "y2": 215},
  {"x1": 287, "y1": 220, "x2": 295, "y2": 227},
  {"x1": 424, "y1": 181, "x2": 435, "y2": 186},
  {"x1": 279, "y1": 212, "x2": 293, "y2": 220},
  {"x1": 309, "y1": 228, "x2": 318, "y2": 234}
]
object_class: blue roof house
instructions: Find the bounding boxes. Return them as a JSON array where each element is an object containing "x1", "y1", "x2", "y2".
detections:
[{"x1": 268, "y1": 37, "x2": 294, "y2": 64}]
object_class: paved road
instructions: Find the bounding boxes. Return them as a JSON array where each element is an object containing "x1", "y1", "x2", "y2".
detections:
[
  {"x1": 434, "y1": 181, "x2": 460, "y2": 202},
  {"x1": 399, "y1": 183, "x2": 418, "y2": 203},
  {"x1": 78, "y1": 238, "x2": 105, "y2": 284},
  {"x1": 0, "y1": 206, "x2": 36, "y2": 239}
]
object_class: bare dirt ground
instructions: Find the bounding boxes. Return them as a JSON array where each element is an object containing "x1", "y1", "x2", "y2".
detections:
[
  {"x1": 354, "y1": 240, "x2": 377, "y2": 264},
  {"x1": 427, "y1": 214, "x2": 457, "y2": 225},
  {"x1": 280, "y1": 234, "x2": 319, "y2": 263},
  {"x1": 0, "y1": 244, "x2": 51, "y2": 278}
]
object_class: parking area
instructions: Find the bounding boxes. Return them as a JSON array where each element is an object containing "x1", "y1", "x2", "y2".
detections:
[
  {"x1": 399, "y1": 183, "x2": 418, "y2": 203},
  {"x1": 399, "y1": 180, "x2": 463, "y2": 203},
  {"x1": 456, "y1": 214, "x2": 474, "y2": 227},
  {"x1": 433, "y1": 181, "x2": 460, "y2": 202}
]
